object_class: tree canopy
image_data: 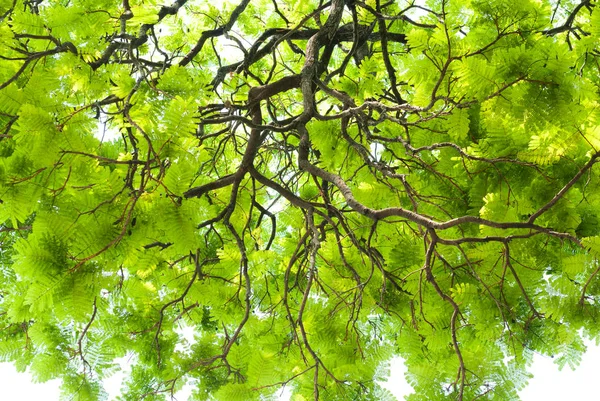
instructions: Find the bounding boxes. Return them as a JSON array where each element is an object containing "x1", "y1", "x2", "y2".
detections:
[{"x1": 1, "y1": 0, "x2": 600, "y2": 399}]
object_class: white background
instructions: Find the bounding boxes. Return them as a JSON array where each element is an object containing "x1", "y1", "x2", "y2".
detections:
[{"x1": 2, "y1": 343, "x2": 600, "y2": 400}]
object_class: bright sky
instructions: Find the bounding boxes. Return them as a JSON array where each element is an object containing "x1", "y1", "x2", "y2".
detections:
[{"x1": 2, "y1": 344, "x2": 600, "y2": 400}]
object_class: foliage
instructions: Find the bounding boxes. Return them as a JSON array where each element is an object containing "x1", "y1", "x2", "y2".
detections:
[{"x1": 1, "y1": 0, "x2": 600, "y2": 400}]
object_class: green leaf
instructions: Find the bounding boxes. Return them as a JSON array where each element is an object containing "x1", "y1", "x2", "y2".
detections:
[{"x1": 0, "y1": 1, "x2": 599, "y2": 400}]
